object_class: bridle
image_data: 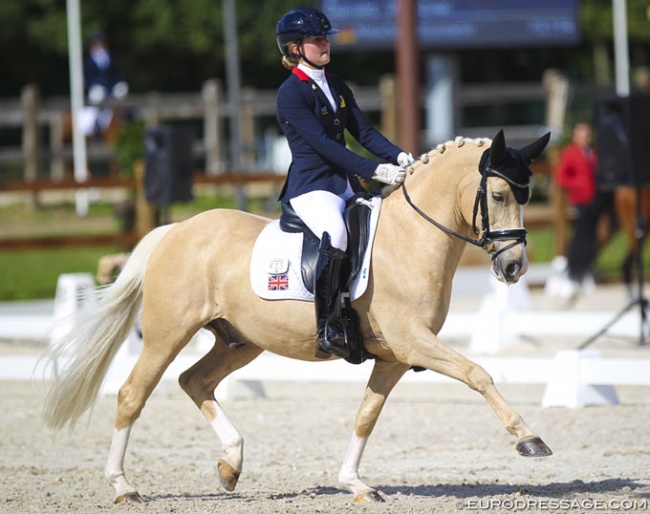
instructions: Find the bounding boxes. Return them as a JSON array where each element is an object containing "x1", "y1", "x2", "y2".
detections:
[{"x1": 400, "y1": 166, "x2": 528, "y2": 261}]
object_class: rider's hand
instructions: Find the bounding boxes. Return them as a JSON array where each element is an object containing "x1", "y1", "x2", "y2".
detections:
[
  {"x1": 373, "y1": 163, "x2": 406, "y2": 185},
  {"x1": 112, "y1": 81, "x2": 129, "y2": 100},
  {"x1": 397, "y1": 151, "x2": 415, "y2": 168},
  {"x1": 88, "y1": 85, "x2": 107, "y2": 104}
]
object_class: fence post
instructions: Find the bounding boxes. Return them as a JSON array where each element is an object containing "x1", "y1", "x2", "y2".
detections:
[
  {"x1": 49, "y1": 111, "x2": 66, "y2": 181},
  {"x1": 202, "y1": 79, "x2": 222, "y2": 176},
  {"x1": 241, "y1": 87, "x2": 256, "y2": 169},
  {"x1": 143, "y1": 101, "x2": 161, "y2": 129},
  {"x1": 543, "y1": 68, "x2": 568, "y2": 137},
  {"x1": 379, "y1": 74, "x2": 397, "y2": 143},
  {"x1": 21, "y1": 84, "x2": 41, "y2": 183},
  {"x1": 547, "y1": 146, "x2": 568, "y2": 257},
  {"x1": 543, "y1": 69, "x2": 569, "y2": 258}
]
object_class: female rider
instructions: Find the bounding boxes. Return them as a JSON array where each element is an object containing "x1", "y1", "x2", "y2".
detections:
[{"x1": 275, "y1": 7, "x2": 414, "y2": 358}]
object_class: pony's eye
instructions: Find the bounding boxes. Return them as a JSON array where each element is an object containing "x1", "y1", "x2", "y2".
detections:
[{"x1": 492, "y1": 192, "x2": 505, "y2": 203}]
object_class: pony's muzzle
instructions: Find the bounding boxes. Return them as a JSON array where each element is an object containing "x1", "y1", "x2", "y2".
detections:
[{"x1": 492, "y1": 243, "x2": 528, "y2": 284}]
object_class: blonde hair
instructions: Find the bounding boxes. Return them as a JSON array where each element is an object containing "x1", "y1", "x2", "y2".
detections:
[{"x1": 282, "y1": 54, "x2": 300, "y2": 70}]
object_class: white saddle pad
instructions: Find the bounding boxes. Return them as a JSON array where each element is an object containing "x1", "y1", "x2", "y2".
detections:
[{"x1": 250, "y1": 196, "x2": 382, "y2": 302}]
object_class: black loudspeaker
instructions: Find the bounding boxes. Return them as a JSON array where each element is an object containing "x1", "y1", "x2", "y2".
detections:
[
  {"x1": 144, "y1": 126, "x2": 194, "y2": 205},
  {"x1": 594, "y1": 93, "x2": 650, "y2": 190}
]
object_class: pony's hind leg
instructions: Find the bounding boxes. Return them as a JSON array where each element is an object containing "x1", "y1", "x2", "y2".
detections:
[
  {"x1": 106, "y1": 341, "x2": 188, "y2": 503},
  {"x1": 178, "y1": 327, "x2": 263, "y2": 493},
  {"x1": 339, "y1": 359, "x2": 410, "y2": 503}
]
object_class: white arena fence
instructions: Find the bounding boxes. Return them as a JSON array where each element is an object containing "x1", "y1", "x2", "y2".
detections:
[{"x1": 1, "y1": 267, "x2": 649, "y2": 408}]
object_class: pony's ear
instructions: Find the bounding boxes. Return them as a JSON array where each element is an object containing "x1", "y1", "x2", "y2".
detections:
[
  {"x1": 489, "y1": 129, "x2": 507, "y2": 166},
  {"x1": 519, "y1": 132, "x2": 551, "y2": 164}
]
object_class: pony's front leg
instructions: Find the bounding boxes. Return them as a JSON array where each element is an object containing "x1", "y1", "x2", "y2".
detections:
[
  {"x1": 401, "y1": 327, "x2": 552, "y2": 457},
  {"x1": 339, "y1": 359, "x2": 410, "y2": 503}
]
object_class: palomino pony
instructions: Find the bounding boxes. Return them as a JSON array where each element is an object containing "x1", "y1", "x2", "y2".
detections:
[{"x1": 42, "y1": 130, "x2": 552, "y2": 505}]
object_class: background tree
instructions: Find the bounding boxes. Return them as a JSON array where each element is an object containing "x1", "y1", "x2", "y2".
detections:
[{"x1": 1, "y1": 0, "x2": 650, "y2": 101}]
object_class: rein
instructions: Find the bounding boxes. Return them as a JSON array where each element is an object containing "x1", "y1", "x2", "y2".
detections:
[{"x1": 400, "y1": 167, "x2": 528, "y2": 261}]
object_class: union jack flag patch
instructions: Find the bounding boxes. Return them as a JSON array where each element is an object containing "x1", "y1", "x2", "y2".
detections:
[{"x1": 267, "y1": 273, "x2": 289, "y2": 291}]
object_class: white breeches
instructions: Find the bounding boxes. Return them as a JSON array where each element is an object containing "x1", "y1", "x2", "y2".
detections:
[
  {"x1": 290, "y1": 187, "x2": 354, "y2": 251},
  {"x1": 80, "y1": 106, "x2": 114, "y2": 136}
]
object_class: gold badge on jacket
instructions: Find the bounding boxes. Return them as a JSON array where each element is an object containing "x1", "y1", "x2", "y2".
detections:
[{"x1": 339, "y1": 95, "x2": 346, "y2": 108}]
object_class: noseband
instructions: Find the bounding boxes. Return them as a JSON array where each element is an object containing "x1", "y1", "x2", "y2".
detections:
[{"x1": 400, "y1": 167, "x2": 528, "y2": 261}]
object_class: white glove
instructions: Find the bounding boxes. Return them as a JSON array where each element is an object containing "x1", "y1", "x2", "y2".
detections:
[
  {"x1": 88, "y1": 84, "x2": 107, "y2": 104},
  {"x1": 397, "y1": 151, "x2": 415, "y2": 168},
  {"x1": 112, "y1": 81, "x2": 129, "y2": 99},
  {"x1": 374, "y1": 163, "x2": 406, "y2": 185}
]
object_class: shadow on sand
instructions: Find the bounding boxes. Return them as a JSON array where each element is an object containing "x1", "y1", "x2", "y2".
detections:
[{"x1": 147, "y1": 477, "x2": 648, "y2": 503}]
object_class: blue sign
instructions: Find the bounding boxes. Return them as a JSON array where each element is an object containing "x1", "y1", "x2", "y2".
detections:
[{"x1": 320, "y1": 0, "x2": 580, "y2": 50}]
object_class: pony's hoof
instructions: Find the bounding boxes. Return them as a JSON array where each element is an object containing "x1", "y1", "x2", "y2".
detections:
[
  {"x1": 114, "y1": 491, "x2": 145, "y2": 504},
  {"x1": 354, "y1": 490, "x2": 385, "y2": 503},
  {"x1": 516, "y1": 436, "x2": 553, "y2": 457},
  {"x1": 217, "y1": 459, "x2": 240, "y2": 492}
]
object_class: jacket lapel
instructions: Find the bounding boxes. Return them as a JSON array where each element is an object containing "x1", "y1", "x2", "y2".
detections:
[{"x1": 292, "y1": 67, "x2": 338, "y2": 115}]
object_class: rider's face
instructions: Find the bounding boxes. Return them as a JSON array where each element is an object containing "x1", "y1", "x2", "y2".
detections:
[{"x1": 298, "y1": 36, "x2": 331, "y2": 68}]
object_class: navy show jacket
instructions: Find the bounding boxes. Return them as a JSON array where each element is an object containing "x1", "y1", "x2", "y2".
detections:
[
  {"x1": 83, "y1": 54, "x2": 125, "y2": 98},
  {"x1": 276, "y1": 67, "x2": 402, "y2": 202}
]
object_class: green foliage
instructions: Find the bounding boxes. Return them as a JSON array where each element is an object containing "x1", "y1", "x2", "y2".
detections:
[
  {"x1": 113, "y1": 120, "x2": 145, "y2": 177},
  {"x1": 0, "y1": 247, "x2": 121, "y2": 301},
  {"x1": 582, "y1": 0, "x2": 650, "y2": 41},
  {"x1": 6, "y1": 0, "x2": 650, "y2": 98},
  {"x1": 0, "y1": 189, "x2": 281, "y2": 300},
  {"x1": 0, "y1": 0, "x2": 318, "y2": 95}
]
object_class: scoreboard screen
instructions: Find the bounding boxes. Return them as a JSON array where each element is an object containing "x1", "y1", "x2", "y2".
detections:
[{"x1": 319, "y1": 0, "x2": 580, "y2": 50}]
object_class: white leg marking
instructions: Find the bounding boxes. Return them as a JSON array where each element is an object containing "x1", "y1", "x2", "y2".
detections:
[
  {"x1": 105, "y1": 426, "x2": 138, "y2": 498},
  {"x1": 338, "y1": 432, "x2": 374, "y2": 495},
  {"x1": 209, "y1": 399, "x2": 244, "y2": 472}
]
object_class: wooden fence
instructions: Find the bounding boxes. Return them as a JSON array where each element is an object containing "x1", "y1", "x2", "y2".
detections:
[
  {"x1": 0, "y1": 72, "x2": 570, "y2": 252},
  {"x1": 0, "y1": 72, "x2": 572, "y2": 182},
  {"x1": 0, "y1": 78, "x2": 396, "y2": 181}
]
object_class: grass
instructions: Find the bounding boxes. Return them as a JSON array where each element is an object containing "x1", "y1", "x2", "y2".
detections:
[
  {"x1": 0, "y1": 191, "x2": 646, "y2": 301},
  {"x1": 528, "y1": 226, "x2": 650, "y2": 280},
  {"x1": 0, "y1": 246, "x2": 122, "y2": 301},
  {"x1": 0, "y1": 187, "x2": 280, "y2": 301}
]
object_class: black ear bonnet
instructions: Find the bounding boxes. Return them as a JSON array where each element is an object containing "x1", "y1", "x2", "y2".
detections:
[{"x1": 479, "y1": 130, "x2": 551, "y2": 204}]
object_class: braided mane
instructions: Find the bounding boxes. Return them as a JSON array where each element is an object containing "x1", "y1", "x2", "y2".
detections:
[
  {"x1": 381, "y1": 136, "x2": 491, "y2": 197},
  {"x1": 416, "y1": 136, "x2": 491, "y2": 168}
]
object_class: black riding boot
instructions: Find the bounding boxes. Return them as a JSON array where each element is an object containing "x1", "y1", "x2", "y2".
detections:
[{"x1": 314, "y1": 233, "x2": 350, "y2": 359}]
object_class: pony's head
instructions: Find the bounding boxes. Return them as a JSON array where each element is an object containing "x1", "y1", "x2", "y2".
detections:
[
  {"x1": 479, "y1": 129, "x2": 550, "y2": 205},
  {"x1": 477, "y1": 130, "x2": 550, "y2": 284},
  {"x1": 397, "y1": 130, "x2": 549, "y2": 285}
]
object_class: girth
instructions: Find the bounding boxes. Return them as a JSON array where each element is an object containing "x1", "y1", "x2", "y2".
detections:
[{"x1": 279, "y1": 192, "x2": 373, "y2": 294}]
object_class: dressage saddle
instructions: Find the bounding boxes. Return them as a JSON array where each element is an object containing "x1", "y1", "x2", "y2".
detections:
[{"x1": 279, "y1": 192, "x2": 374, "y2": 364}]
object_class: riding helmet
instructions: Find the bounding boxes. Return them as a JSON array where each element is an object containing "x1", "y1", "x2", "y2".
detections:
[{"x1": 276, "y1": 7, "x2": 338, "y2": 56}]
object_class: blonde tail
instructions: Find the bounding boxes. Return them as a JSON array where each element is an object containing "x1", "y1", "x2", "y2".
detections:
[{"x1": 41, "y1": 224, "x2": 175, "y2": 430}]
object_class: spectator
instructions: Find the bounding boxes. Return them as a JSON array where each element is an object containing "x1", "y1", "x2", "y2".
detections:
[
  {"x1": 553, "y1": 122, "x2": 614, "y2": 297},
  {"x1": 80, "y1": 30, "x2": 129, "y2": 139}
]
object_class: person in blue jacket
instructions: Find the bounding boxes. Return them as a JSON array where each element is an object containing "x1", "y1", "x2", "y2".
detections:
[
  {"x1": 84, "y1": 30, "x2": 128, "y2": 105},
  {"x1": 81, "y1": 30, "x2": 129, "y2": 138},
  {"x1": 276, "y1": 6, "x2": 414, "y2": 359}
]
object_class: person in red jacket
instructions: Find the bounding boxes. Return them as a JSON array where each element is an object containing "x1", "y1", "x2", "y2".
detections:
[
  {"x1": 556, "y1": 122, "x2": 597, "y2": 205},
  {"x1": 555, "y1": 122, "x2": 613, "y2": 293}
]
